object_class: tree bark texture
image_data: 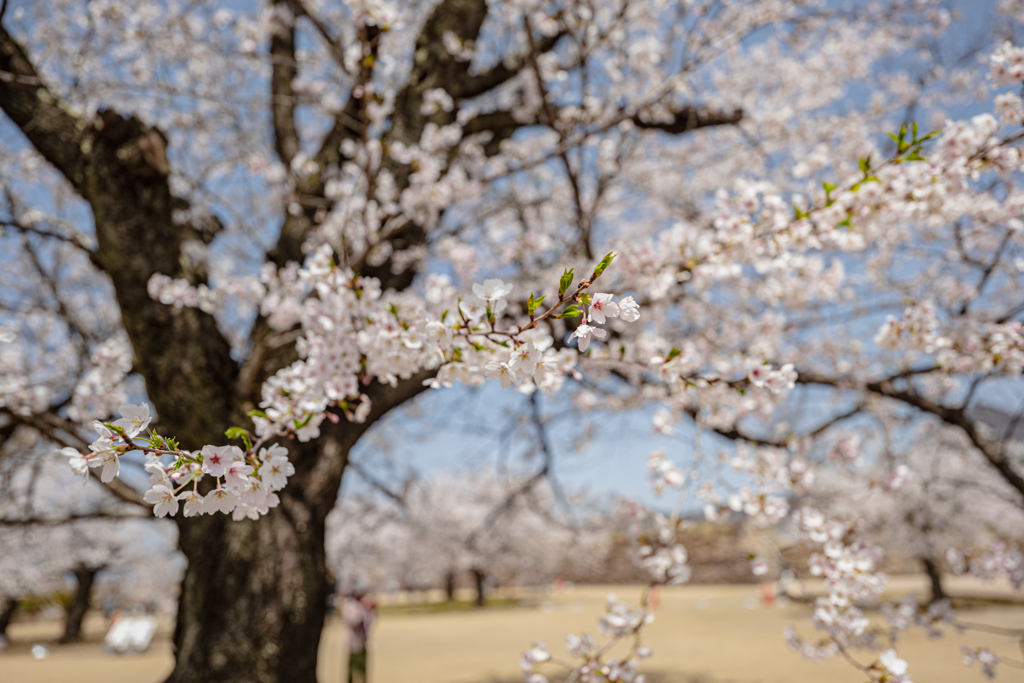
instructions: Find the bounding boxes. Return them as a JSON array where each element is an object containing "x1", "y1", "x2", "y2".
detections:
[
  {"x1": 472, "y1": 569, "x2": 487, "y2": 607},
  {"x1": 0, "y1": 3, "x2": 739, "y2": 679},
  {"x1": 922, "y1": 556, "x2": 947, "y2": 605},
  {"x1": 60, "y1": 566, "x2": 100, "y2": 643},
  {"x1": 0, "y1": 598, "x2": 17, "y2": 638},
  {"x1": 169, "y1": 486, "x2": 333, "y2": 682},
  {"x1": 444, "y1": 572, "x2": 456, "y2": 602}
]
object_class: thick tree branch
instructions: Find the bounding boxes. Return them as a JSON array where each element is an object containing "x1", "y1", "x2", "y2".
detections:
[
  {"x1": 293, "y1": 0, "x2": 349, "y2": 75},
  {"x1": 0, "y1": 510, "x2": 148, "y2": 526},
  {"x1": 453, "y1": 30, "x2": 567, "y2": 100},
  {"x1": 270, "y1": 0, "x2": 301, "y2": 168},
  {"x1": 1, "y1": 407, "x2": 152, "y2": 509},
  {"x1": 461, "y1": 109, "x2": 520, "y2": 155},
  {"x1": 798, "y1": 369, "x2": 1024, "y2": 499},
  {"x1": 0, "y1": 25, "x2": 238, "y2": 450},
  {"x1": 390, "y1": 0, "x2": 489, "y2": 145},
  {"x1": 632, "y1": 106, "x2": 744, "y2": 134},
  {"x1": 463, "y1": 104, "x2": 743, "y2": 158},
  {"x1": 0, "y1": 25, "x2": 84, "y2": 181}
]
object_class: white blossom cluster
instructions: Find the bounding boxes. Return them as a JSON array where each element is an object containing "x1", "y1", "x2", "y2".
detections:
[
  {"x1": 521, "y1": 594, "x2": 654, "y2": 683},
  {"x1": 948, "y1": 542, "x2": 1024, "y2": 591},
  {"x1": 61, "y1": 403, "x2": 295, "y2": 519},
  {"x1": 149, "y1": 249, "x2": 640, "y2": 445},
  {"x1": 875, "y1": 302, "x2": 1024, "y2": 375},
  {"x1": 5, "y1": 1, "x2": 1022, "y2": 680},
  {"x1": 789, "y1": 509, "x2": 891, "y2": 659}
]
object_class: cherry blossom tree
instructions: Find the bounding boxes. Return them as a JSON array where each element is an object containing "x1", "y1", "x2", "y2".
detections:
[
  {"x1": 328, "y1": 468, "x2": 610, "y2": 605},
  {"x1": 807, "y1": 416, "x2": 1024, "y2": 605},
  {"x1": 2, "y1": 1, "x2": 1024, "y2": 682},
  {"x1": 0, "y1": 445, "x2": 178, "y2": 642}
]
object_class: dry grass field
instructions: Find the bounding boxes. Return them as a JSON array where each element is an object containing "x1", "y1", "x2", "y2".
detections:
[{"x1": 1, "y1": 576, "x2": 1021, "y2": 683}]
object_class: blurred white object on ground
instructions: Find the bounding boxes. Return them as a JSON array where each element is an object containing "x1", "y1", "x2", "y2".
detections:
[{"x1": 104, "y1": 616, "x2": 157, "y2": 654}]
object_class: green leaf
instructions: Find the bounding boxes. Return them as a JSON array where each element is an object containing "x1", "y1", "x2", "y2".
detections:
[
  {"x1": 486, "y1": 306, "x2": 495, "y2": 325},
  {"x1": 858, "y1": 156, "x2": 869, "y2": 173},
  {"x1": 593, "y1": 251, "x2": 616, "y2": 279},
  {"x1": 224, "y1": 427, "x2": 253, "y2": 450},
  {"x1": 912, "y1": 121, "x2": 919, "y2": 141},
  {"x1": 558, "y1": 268, "x2": 574, "y2": 298},
  {"x1": 904, "y1": 152, "x2": 927, "y2": 162},
  {"x1": 822, "y1": 181, "x2": 836, "y2": 195},
  {"x1": 527, "y1": 292, "x2": 546, "y2": 314},
  {"x1": 441, "y1": 309, "x2": 448, "y2": 323},
  {"x1": 666, "y1": 347, "x2": 681, "y2": 361},
  {"x1": 793, "y1": 204, "x2": 808, "y2": 220},
  {"x1": 247, "y1": 409, "x2": 267, "y2": 419},
  {"x1": 387, "y1": 303, "x2": 399, "y2": 318},
  {"x1": 579, "y1": 293, "x2": 592, "y2": 305},
  {"x1": 293, "y1": 414, "x2": 312, "y2": 430},
  {"x1": 557, "y1": 305, "x2": 583, "y2": 319},
  {"x1": 887, "y1": 131, "x2": 900, "y2": 145}
]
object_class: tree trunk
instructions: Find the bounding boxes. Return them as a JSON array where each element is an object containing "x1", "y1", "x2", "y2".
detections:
[
  {"x1": 60, "y1": 566, "x2": 100, "y2": 643},
  {"x1": 164, "y1": 437, "x2": 350, "y2": 683},
  {"x1": 444, "y1": 572, "x2": 456, "y2": 602},
  {"x1": 922, "y1": 556, "x2": 947, "y2": 604},
  {"x1": 472, "y1": 569, "x2": 486, "y2": 608},
  {"x1": 0, "y1": 598, "x2": 17, "y2": 638}
]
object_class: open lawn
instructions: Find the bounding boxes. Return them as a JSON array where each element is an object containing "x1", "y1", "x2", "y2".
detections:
[{"x1": 1, "y1": 576, "x2": 1022, "y2": 683}]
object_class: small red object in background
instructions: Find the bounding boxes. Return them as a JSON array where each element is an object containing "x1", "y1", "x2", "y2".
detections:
[{"x1": 648, "y1": 584, "x2": 662, "y2": 611}]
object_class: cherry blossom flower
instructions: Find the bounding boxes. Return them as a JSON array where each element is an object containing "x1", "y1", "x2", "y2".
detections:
[
  {"x1": 485, "y1": 360, "x2": 516, "y2": 388},
  {"x1": 259, "y1": 449, "x2": 294, "y2": 491},
  {"x1": 179, "y1": 490, "x2": 205, "y2": 517},
  {"x1": 472, "y1": 279, "x2": 513, "y2": 302},
  {"x1": 962, "y1": 647, "x2": 1001, "y2": 679},
  {"x1": 144, "y1": 484, "x2": 179, "y2": 518},
  {"x1": 568, "y1": 323, "x2": 607, "y2": 353},
  {"x1": 61, "y1": 447, "x2": 88, "y2": 478},
  {"x1": 113, "y1": 403, "x2": 152, "y2": 438},
  {"x1": 646, "y1": 450, "x2": 684, "y2": 493},
  {"x1": 566, "y1": 633, "x2": 596, "y2": 658},
  {"x1": 204, "y1": 488, "x2": 239, "y2": 515},
  {"x1": 617, "y1": 296, "x2": 641, "y2": 322},
  {"x1": 746, "y1": 365, "x2": 766, "y2": 387},
  {"x1": 880, "y1": 649, "x2": 909, "y2": 677},
  {"x1": 588, "y1": 293, "x2": 620, "y2": 324},
  {"x1": 92, "y1": 449, "x2": 120, "y2": 483},
  {"x1": 201, "y1": 444, "x2": 234, "y2": 478},
  {"x1": 224, "y1": 459, "x2": 255, "y2": 490},
  {"x1": 509, "y1": 344, "x2": 541, "y2": 376},
  {"x1": 528, "y1": 643, "x2": 551, "y2": 663}
]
